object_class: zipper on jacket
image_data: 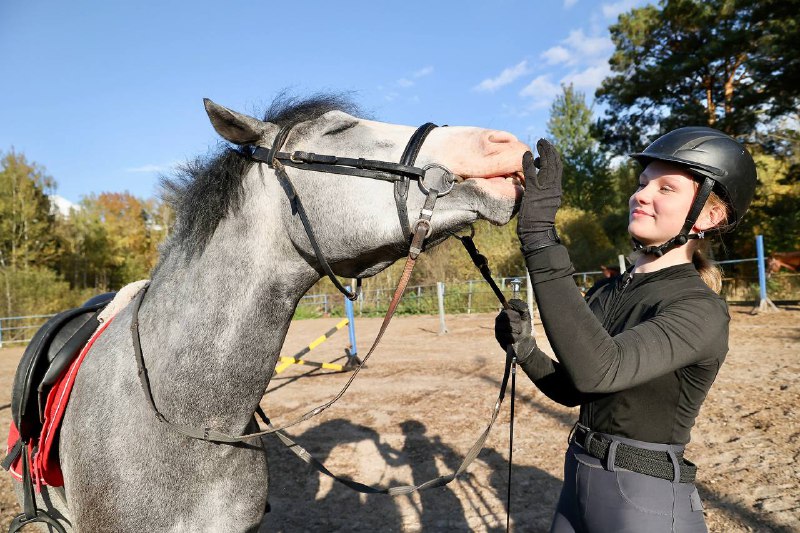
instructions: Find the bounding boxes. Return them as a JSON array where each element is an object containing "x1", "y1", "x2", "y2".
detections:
[{"x1": 585, "y1": 270, "x2": 634, "y2": 430}]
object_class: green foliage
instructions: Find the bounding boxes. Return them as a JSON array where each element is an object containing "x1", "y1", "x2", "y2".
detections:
[
  {"x1": 556, "y1": 207, "x2": 617, "y2": 272},
  {"x1": 544, "y1": 84, "x2": 634, "y2": 267},
  {"x1": 55, "y1": 192, "x2": 169, "y2": 290},
  {"x1": 547, "y1": 84, "x2": 614, "y2": 215},
  {"x1": 722, "y1": 152, "x2": 800, "y2": 256},
  {"x1": 596, "y1": 0, "x2": 800, "y2": 151},
  {"x1": 0, "y1": 151, "x2": 58, "y2": 271},
  {"x1": 0, "y1": 265, "x2": 91, "y2": 317}
]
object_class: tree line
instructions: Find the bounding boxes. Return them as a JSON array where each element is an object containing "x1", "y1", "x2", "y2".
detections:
[
  {"x1": 0, "y1": 150, "x2": 171, "y2": 318},
  {"x1": 1, "y1": 0, "x2": 798, "y2": 320}
]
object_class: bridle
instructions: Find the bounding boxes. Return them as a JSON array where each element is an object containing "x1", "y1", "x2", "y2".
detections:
[
  {"x1": 249, "y1": 121, "x2": 455, "y2": 300},
  {"x1": 131, "y1": 121, "x2": 462, "y2": 438},
  {"x1": 129, "y1": 121, "x2": 518, "y2": 505}
]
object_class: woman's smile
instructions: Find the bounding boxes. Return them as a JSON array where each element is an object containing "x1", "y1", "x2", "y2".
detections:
[{"x1": 628, "y1": 161, "x2": 696, "y2": 245}]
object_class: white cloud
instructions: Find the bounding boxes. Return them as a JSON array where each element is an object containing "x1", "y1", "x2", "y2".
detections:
[
  {"x1": 519, "y1": 74, "x2": 561, "y2": 109},
  {"x1": 413, "y1": 66, "x2": 434, "y2": 78},
  {"x1": 474, "y1": 60, "x2": 531, "y2": 92},
  {"x1": 560, "y1": 63, "x2": 612, "y2": 90},
  {"x1": 541, "y1": 45, "x2": 573, "y2": 66},
  {"x1": 126, "y1": 164, "x2": 170, "y2": 173},
  {"x1": 563, "y1": 29, "x2": 613, "y2": 58},
  {"x1": 394, "y1": 66, "x2": 433, "y2": 90},
  {"x1": 602, "y1": 0, "x2": 638, "y2": 19},
  {"x1": 49, "y1": 195, "x2": 80, "y2": 217},
  {"x1": 564, "y1": 0, "x2": 578, "y2": 7}
]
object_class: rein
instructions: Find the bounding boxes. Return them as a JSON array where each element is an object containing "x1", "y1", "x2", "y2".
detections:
[{"x1": 251, "y1": 231, "x2": 516, "y2": 497}]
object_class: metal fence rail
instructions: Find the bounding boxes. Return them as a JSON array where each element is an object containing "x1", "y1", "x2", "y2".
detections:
[
  {"x1": 3, "y1": 259, "x2": 798, "y2": 348},
  {"x1": 0, "y1": 313, "x2": 56, "y2": 347}
]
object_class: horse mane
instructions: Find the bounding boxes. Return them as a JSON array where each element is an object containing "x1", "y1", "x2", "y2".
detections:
[{"x1": 157, "y1": 93, "x2": 362, "y2": 261}]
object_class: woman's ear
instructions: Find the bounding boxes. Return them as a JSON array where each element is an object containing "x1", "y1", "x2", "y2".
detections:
[{"x1": 695, "y1": 203, "x2": 726, "y2": 232}]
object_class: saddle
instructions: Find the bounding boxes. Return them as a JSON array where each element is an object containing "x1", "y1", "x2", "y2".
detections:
[
  {"x1": 8, "y1": 292, "x2": 116, "y2": 445},
  {"x1": 3, "y1": 292, "x2": 115, "y2": 533}
]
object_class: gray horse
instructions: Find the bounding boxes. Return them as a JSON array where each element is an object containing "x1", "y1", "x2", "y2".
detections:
[{"x1": 17, "y1": 95, "x2": 528, "y2": 532}]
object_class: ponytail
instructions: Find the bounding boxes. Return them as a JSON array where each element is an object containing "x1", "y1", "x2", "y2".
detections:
[
  {"x1": 693, "y1": 190, "x2": 730, "y2": 293},
  {"x1": 693, "y1": 239, "x2": 723, "y2": 293}
]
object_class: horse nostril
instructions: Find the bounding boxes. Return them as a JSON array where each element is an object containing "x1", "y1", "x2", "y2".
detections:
[{"x1": 484, "y1": 130, "x2": 517, "y2": 145}]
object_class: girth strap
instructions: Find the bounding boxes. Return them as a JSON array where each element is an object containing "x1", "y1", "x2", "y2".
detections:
[{"x1": 7, "y1": 443, "x2": 66, "y2": 533}]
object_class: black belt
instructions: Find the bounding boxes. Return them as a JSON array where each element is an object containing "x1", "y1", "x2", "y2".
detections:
[{"x1": 570, "y1": 425, "x2": 697, "y2": 483}]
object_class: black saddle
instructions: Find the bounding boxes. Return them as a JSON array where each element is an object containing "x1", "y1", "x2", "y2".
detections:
[
  {"x1": 9, "y1": 292, "x2": 116, "y2": 442},
  {"x1": 3, "y1": 292, "x2": 115, "y2": 533}
]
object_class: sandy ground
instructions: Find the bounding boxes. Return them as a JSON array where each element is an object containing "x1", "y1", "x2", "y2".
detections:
[{"x1": 0, "y1": 305, "x2": 797, "y2": 532}]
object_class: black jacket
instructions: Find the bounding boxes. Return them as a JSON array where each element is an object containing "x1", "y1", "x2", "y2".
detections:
[{"x1": 521, "y1": 245, "x2": 729, "y2": 445}]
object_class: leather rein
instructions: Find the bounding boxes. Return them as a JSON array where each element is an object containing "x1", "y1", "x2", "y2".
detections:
[{"x1": 129, "y1": 122, "x2": 516, "y2": 496}]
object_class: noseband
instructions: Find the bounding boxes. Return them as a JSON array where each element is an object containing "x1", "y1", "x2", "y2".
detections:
[{"x1": 248, "y1": 122, "x2": 455, "y2": 300}]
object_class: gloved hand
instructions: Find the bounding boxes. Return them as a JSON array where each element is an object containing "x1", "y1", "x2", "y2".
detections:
[
  {"x1": 517, "y1": 139, "x2": 564, "y2": 253},
  {"x1": 494, "y1": 298, "x2": 538, "y2": 363}
]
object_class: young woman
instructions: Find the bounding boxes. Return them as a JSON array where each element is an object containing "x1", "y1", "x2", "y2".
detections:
[{"x1": 495, "y1": 128, "x2": 758, "y2": 532}]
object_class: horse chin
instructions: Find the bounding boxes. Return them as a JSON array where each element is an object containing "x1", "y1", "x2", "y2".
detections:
[{"x1": 454, "y1": 180, "x2": 520, "y2": 226}]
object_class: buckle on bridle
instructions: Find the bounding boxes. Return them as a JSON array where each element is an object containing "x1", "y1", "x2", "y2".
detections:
[
  {"x1": 418, "y1": 164, "x2": 455, "y2": 197},
  {"x1": 412, "y1": 219, "x2": 433, "y2": 238}
]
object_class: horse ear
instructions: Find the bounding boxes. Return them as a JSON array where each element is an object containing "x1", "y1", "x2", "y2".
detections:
[{"x1": 203, "y1": 99, "x2": 277, "y2": 146}]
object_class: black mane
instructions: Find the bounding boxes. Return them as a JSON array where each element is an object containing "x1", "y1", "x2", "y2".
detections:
[{"x1": 158, "y1": 93, "x2": 361, "y2": 260}]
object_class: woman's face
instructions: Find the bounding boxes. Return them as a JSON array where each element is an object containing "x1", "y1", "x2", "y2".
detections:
[{"x1": 628, "y1": 161, "x2": 698, "y2": 245}]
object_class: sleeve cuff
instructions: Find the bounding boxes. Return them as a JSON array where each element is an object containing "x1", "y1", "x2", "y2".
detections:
[{"x1": 518, "y1": 347, "x2": 557, "y2": 381}]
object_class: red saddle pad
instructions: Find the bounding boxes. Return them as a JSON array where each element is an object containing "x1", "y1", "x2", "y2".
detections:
[{"x1": 7, "y1": 317, "x2": 114, "y2": 488}]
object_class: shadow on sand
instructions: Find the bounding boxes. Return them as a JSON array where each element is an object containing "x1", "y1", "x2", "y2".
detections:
[
  {"x1": 259, "y1": 418, "x2": 562, "y2": 532},
  {"x1": 260, "y1": 371, "x2": 787, "y2": 532}
]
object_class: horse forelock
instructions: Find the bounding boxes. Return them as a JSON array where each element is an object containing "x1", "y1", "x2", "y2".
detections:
[
  {"x1": 263, "y1": 91, "x2": 364, "y2": 128},
  {"x1": 156, "y1": 92, "x2": 365, "y2": 266}
]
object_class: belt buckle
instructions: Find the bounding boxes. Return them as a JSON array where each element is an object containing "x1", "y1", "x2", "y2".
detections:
[{"x1": 569, "y1": 423, "x2": 596, "y2": 452}]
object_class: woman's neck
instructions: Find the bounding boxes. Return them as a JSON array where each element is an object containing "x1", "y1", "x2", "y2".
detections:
[{"x1": 633, "y1": 242, "x2": 695, "y2": 274}]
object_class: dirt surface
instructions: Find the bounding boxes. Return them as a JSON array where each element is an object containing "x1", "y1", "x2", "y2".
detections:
[{"x1": 0, "y1": 306, "x2": 798, "y2": 532}]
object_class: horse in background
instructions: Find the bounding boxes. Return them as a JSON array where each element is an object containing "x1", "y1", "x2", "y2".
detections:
[{"x1": 767, "y1": 251, "x2": 800, "y2": 276}]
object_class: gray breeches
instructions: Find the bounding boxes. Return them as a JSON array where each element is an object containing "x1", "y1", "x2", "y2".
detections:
[{"x1": 550, "y1": 436, "x2": 707, "y2": 533}]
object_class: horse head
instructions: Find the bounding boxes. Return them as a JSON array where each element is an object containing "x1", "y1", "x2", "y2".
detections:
[{"x1": 203, "y1": 97, "x2": 528, "y2": 279}]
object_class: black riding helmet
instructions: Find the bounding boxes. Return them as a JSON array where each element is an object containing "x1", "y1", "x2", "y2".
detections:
[{"x1": 629, "y1": 127, "x2": 758, "y2": 256}]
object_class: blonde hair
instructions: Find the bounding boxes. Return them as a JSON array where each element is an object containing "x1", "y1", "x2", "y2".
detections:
[{"x1": 693, "y1": 191, "x2": 729, "y2": 293}]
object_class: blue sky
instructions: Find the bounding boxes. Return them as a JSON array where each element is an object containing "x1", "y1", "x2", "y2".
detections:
[{"x1": 1, "y1": 0, "x2": 648, "y2": 206}]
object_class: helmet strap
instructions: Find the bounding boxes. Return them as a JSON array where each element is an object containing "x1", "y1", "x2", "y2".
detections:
[{"x1": 632, "y1": 177, "x2": 716, "y2": 257}]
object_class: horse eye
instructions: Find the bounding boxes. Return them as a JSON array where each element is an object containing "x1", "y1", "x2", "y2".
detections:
[{"x1": 323, "y1": 122, "x2": 358, "y2": 136}]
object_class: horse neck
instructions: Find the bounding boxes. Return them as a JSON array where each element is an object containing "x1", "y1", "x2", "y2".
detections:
[{"x1": 138, "y1": 184, "x2": 321, "y2": 434}]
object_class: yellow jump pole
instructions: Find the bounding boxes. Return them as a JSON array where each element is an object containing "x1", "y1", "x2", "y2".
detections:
[{"x1": 274, "y1": 318, "x2": 349, "y2": 374}]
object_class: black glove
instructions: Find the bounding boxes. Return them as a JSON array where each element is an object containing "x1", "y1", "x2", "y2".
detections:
[
  {"x1": 517, "y1": 139, "x2": 564, "y2": 253},
  {"x1": 494, "y1": 298, "x2": 538, "y2": 363}
]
